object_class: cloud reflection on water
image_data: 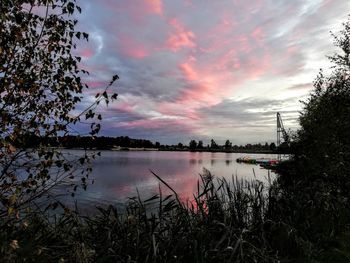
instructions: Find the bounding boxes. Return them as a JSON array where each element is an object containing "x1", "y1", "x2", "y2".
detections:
[{"x1": 57, "y1": 150, "x2": 276, "y2": 209}]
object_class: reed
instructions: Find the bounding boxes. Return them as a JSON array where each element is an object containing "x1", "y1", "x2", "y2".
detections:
[{"x1": 1, "y1": 169, "x2": 349, "y2": 262}]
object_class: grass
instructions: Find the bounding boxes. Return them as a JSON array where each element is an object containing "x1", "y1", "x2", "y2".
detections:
[{"x1": 1, "y1": 168, "x2": 350, "y2": 262}]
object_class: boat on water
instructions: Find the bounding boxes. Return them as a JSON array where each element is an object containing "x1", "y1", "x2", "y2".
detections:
[
  {"x1": 236, "y1": 112, "x2": 290, "y2": 170},
  {"x1": 236, "y1": 157, "x2": 279, "y2": 168}
]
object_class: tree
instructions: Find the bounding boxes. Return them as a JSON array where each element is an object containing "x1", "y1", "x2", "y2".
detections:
[
  {"x1": 0, "y1": 1, "x2": 118, "y2": 216},
  {"x1": 224, "y1": 140, "x2": 232, "y2": 150},
  {"x1": 197, "y1": 140, "x2": 203, "y2": 149},
  {"x1": 210, "y1": 139, "x2": 218, "y2": 149},
  {"x1": 264, "y1": 142, "x2": 269, "y2": 150},
  {"x1": 294, "y1": 20, "x2": 350, "y2": 182},
  {"x1": 271, "y1": 18, "x2": 350, "y2": 256},
  {"x1": 189, "y1": 140, "x2": 197, "y2": 151}
]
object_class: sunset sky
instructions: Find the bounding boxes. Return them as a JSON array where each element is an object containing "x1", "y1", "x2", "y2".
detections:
[{"x1": 75, "y1": 0, "x2": 350, "y2": 145}]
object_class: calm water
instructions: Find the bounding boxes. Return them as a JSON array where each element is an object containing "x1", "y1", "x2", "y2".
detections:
[{"x1": 57, "y1": 150, "x2": 277, "y2": 208}]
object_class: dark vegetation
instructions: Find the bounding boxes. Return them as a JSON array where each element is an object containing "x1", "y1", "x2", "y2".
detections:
[
  {"x1": 186, "y1": 139, "x2": 277, "y2": 153},
  {"x1": 13, "y1": 133, "x2": 278, "y2": 152},
  {"x1": 12, "y1": 135, "x2": 157, "y2": 150},
  {"x1": 61, "y1": 136, "x2": 277, "y2": 153},
  {"x1": 1, "y1": 1, "x2": 350, "y2": 262}
]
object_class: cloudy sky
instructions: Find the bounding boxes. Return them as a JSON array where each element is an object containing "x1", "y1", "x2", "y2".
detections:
[{"x1": 74, "y1": 0, "x2": 350, "y2": 145}]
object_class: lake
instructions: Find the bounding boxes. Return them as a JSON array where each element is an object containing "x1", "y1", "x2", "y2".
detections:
[{"x1": 55, "y1": 150, "x2": 277, "y2": 209}]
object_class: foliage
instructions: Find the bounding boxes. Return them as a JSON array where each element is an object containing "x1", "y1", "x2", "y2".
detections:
[
  {"x1": 2, "y1": 168, "x2": 350, "y2": 262},
  {"x1": 189, "y1": 139, "x2": 197, "y2": 151},
  {"x1": 273, "y1": 17, "x2": 350, "y2": 261},
  {"x1": 296, "y1": 19, "x2": 350, "y2": 172},
  {"x1": 283, "y1": 16, "x2": 350, "y2": 202},
  {"x1": 210, "y1": 139, "x2": 219, "y2": 149},
  {"x1": 1, "y1": 2, "x2": 350, "y2": 263},
  {"x1": 224, "y1": 140, "x2": 232, "y2": 150},
  {"x1": 0, "y1": 170, "x2": 288, "y2": 263},
  {"x1": 197, "y1": 140, "x2": 204, "y2": 149},
  {"x1": 0, "y1": 1, "x2": 117, "y2": 217}
]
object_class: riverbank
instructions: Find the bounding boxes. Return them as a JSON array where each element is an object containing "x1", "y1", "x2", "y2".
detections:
[{"x1": 65, "y1": 145, "x2": 277, "y2": 154}]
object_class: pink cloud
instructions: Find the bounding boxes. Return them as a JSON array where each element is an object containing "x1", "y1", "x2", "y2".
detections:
[
  {"x1": 237, "y1": 35, "x2": 251, "y2": 53},
  {"x1": 145, "y1": 0, "x2": 163, "y2": 15},
  {"x1": 103, "y1": 0, "x2": 163, "y2": 26},
  {"x1": 232, "y1": 0, "x2": 263, "y2": 14},
  {"x1": 86, "y1": 81, "x2": 105, "y2": 89},
  {"x1": 166, "y1": 18, "x2": 196, "y2": 51},
  {"x1": 176, "y1": 46, "x2": 271, "y2": 108},
  {"x1": 119, "y1": 35, "x2": 149, "y2": 59},
  {"x1": 247, "y1": 53, "x2": 271, "y2": 78},
  {"x1": 251, "y1": 27, "x2": 264, "y2": 42},
  {"x1": 81, "y1": 65, "x2": 106, "y2": 73},
  {"x1": 180, "y1": 83, "x2": 219, "y2": 105},
  {"x1": 215, "y1": 48, "x2": 239, "y2": 71},
  {"x1": 196, "y1": 11, "x2": 238, "y2": 53},
  {"x1": 174, "y1": 57, "x2": 222, "y2": 106},
  {"x1": 113, "y1": 118, "x2": 197, "y2": 137},
  {"x1": 287, "y1": 45, "x2": 297, "y2": 55},
  {"x1": 80, "y1": 48, "x2": 94, "y2": 58},
  {"x1": 179, "y1": 62, "x2": 198, "y2": 81}
]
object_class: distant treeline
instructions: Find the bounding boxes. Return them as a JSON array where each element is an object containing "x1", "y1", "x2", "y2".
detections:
[
  {"x1": 12, "y1": 134, "x2": 283, "y2": 153},
  {"x1": 12, "y1": 135, "x2": 155, "y2": 150},
  {"x1": 184, "y1": 139, "x2": 278, "y2": 153}
]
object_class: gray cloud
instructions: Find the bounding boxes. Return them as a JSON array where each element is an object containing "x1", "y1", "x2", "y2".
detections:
[{"x1": 70, "y1": 0, "x2": 350, "y2": 143}]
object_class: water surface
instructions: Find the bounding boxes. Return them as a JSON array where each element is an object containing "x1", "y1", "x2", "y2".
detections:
[{"x1": 59, "y1": 150, "x2": 277, "y2": 208}]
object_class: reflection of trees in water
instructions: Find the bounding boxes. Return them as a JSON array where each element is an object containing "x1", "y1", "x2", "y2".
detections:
[
  {"x1": 225, "y1": 160, "x2": 232, "y2": 166},
  {"x1": 211, "y1": 159, "x2": 216, "y2": 166},
  {"x1": 189, "y1": 159, "x2": 204, "y2": 165}
]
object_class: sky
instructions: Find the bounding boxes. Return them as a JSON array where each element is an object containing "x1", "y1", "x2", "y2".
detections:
[{"x1": 73, "y1": 0, "x2": 350, "y2": 145}]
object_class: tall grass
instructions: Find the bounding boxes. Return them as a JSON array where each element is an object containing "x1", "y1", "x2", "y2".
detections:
[{"x1": 1, "y1": 169, "x2": 348, "y2": 262}]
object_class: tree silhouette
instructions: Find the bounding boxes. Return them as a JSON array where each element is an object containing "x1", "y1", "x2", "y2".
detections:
[
  {"x1": 210, "y1": 139, "x2": 219, "y2": 149},
  {"x1": 189, "y1": 140, "x2": 197, "y2": 151},
  {"x1": 294, "y1": 19, "x2": 350, "y2": 182},
  {"x1": 273, "y1": 17, "x2": 350, "y2": 253},
  {"x1": 197, "y1": 140, "x2": 204, "y2": 149},
  {"x1": 224, "y1": 140, "x2": 232, "y2": 150},
  {"x1": 0, "y1": 1, "x2": 117, "y2": 216}
]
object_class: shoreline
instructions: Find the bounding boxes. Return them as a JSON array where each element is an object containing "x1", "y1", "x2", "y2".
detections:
[{"x1": 62, "y1": 146, "x2": 278, "y2": 154}]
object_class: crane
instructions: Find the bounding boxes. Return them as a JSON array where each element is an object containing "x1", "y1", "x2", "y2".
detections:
[
  {"x1": 277, "y1": 112, "x2": 290, "y2": 161},
  {"x1": 277, "y1": 112, "x2": 289, "y2": 147}
]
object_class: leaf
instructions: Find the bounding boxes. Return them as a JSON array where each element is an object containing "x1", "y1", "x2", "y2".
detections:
[
  {"x1": 82, "y1": 32, "x2": 89, "y2": 40},
  {"x1": 109, "y1": 74, "x2": 119, "y2": 86},
  {"x1": 8, "y1": 207, "x2": 15, "y2": 216},
  {"x1": 144, "y1": 195, "x2": 159, "y2": 203}
]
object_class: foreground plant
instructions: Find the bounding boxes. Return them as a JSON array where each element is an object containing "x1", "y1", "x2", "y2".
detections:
[
  {"x1": 0, "y1": 170, "x2": 281, "y2": 262},
  {"x1": 0, "y1": 1, "x2": 118, "y2": 217}
]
